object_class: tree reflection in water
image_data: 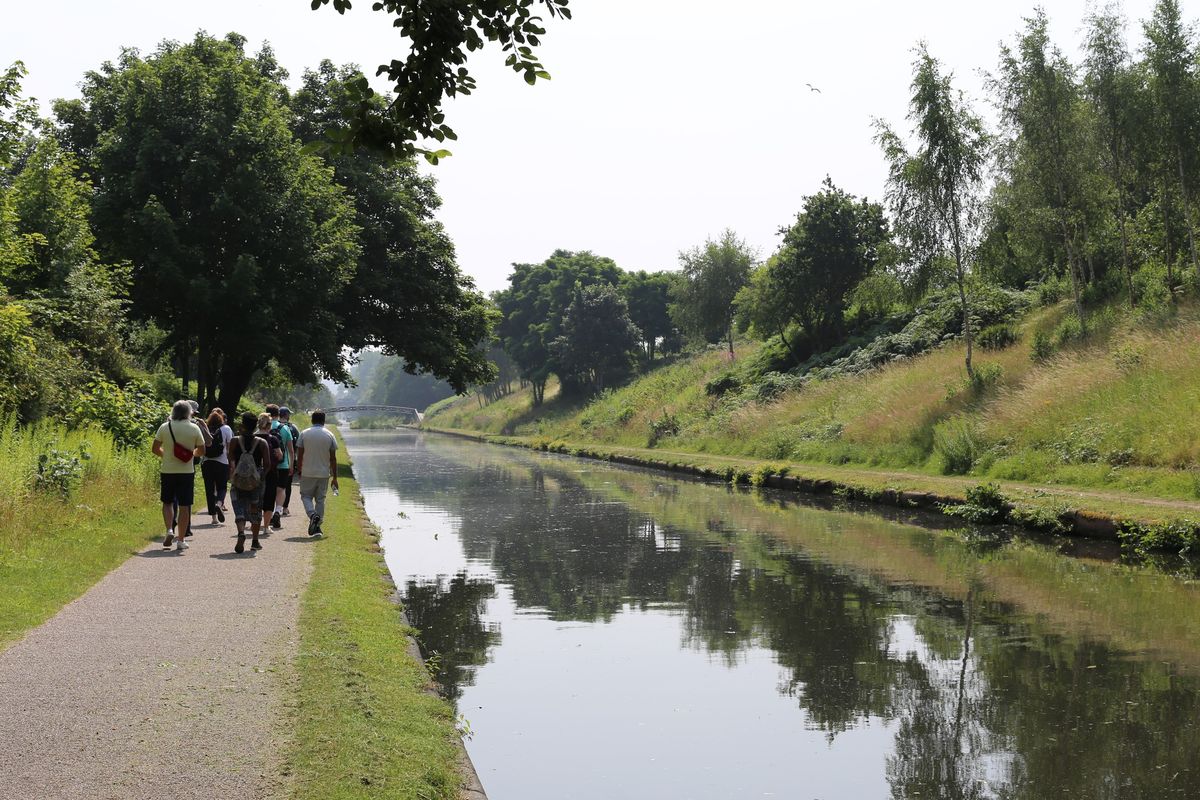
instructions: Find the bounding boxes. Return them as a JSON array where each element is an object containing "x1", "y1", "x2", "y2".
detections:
[{"x1": 379, "y1": 439, "x2": 1200, "y2": 798}]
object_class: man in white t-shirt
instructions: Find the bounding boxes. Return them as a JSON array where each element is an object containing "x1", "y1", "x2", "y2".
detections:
[
  {"x1": 151, "y1": 400, "x2": 207, "y2": 552},
  {"x1": 295, "y1": 410, "x2": 339, "y2": 538}
]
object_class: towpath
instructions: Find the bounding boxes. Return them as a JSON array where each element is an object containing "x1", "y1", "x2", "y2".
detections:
[{"x1": 0, "y1": 511, "x2": 315, "y2": 800}]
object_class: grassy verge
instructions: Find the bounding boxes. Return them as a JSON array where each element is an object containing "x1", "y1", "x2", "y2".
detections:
[
  {"x1": 0, "y1": 420, "x2": 159, "y2": 650},
  {"x1": 288, "y1": 429, "x2": 464, "y2": 800}
]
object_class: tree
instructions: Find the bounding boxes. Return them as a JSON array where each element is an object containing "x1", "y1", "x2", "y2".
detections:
[
  {"x1": 670, "y1": 230, "x2": 754, "y2": 356},
  {"x1": 291, "y1": 60, "x2": 496, "y2": 397},
  {"x1": 55, "y1": 34, "x2": 361, "y2": 412},
  {"x1": 739, "y1": 179, "x2": 888, "y2": 360},
  {"x1": 308, "y1": 0, "x2": 572, "y2": 160},
  {"x1": 876, "y1": 44, "x2": 988, "y2": 377},
  {"x1": 495, "y1": 249, "x2": 622, "y2": 405},
  {"x1": 1143, "y1": 0, "x2": 1200, "y2": 279},
  {"x1": 994, "y1": 12, "x2": 1104, "y2": 326},
  {"x1": 551, "y1": 284, "x2": 641, "y2": 395},
  {"x1": 621, "y1": 270, "x2": 676, "y2": 362}
]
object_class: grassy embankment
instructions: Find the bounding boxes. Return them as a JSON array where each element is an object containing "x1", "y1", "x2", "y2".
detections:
[
  {"x1": 426, "y1": 300, "x2": 1200, "y2": 538},
  {"x1": 287, "y1": 428, "x2": 465, "y2": 800},
  {"x1": 0, "y1": 419, "x2": 159, "y2": 649}
]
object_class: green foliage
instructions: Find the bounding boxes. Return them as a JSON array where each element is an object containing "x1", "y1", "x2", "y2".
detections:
[
  {"x1": 977, "y1": 322, "x2": 1017, "y2": 350},
  {"x1": 933, "y1": 417, "x2": 984, "y2": 475},
  {"x1": 621, "y1": 270, "x2": 677, "y2": 361},
  {"x1": 34, "y1": 446, "x2": 88, "y2": 497},
  {"x1": 551, "y1": 284, "x2": 642, "y2": 396},
  {"x1": 1030, "y1": 330, "x2": 1054, "y2": 362},
  {"x1": 941, "y1": 482, "x2": 1009, "y2": 523},
  {"x1": 67, "y1": 380, "x2": 168, "y2": 450},
  {"x1": 647, "y1": 413, "x2": 680, "y2": 447},
  {"x1": 670, "y1": 229, "x2": 754, "y2": 353},
  {"x1": 307, "y1": 0, "x2": 570, "y2": 165}
]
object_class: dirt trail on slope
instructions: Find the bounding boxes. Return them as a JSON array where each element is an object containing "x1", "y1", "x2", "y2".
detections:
[{"x1": 0, "y1": 509, "x2": 316, "y2": 800}]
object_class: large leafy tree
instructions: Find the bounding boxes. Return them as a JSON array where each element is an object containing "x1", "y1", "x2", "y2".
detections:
[
  {"x1": 551, "y1": 284, "x2": 641, "y2": 395},
  {"x1": 620, "y1": 270, "x2": 676, "y2": 362},
  {"x1": 55, "y1": 33, "x2": 360, "y2": 412},
  {"x1": 994, "y1": 12, "x2": 1105, "y2": 325},
  {"x1": 1143, "y1": 0, "x2": 1200, "y2": 279},
  {"x1": 290, "y1": 60, "x2": 495, "y2": 395},
  {"x1": 308, "y1": 0, "x2": 572, "y2": 159},
  {"x1": 670, "y1": 229, "x2": 754, "y2": 356},
  {"x1": 877, "y1": 44, "x2": 988, "y2": 377},
  {"x1": 495, "y1": 249, "x2": 621, "y2": 405},
  {"x1": 739, "y1": 179, "x2": 888, "y2": 360}
]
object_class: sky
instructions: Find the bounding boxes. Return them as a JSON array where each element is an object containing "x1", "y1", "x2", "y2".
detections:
[{"x1": 3, "y1": 0, "x2": 1164, "y2": 294}]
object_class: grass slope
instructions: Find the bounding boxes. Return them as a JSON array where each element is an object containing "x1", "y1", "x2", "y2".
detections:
[
  {"x1": 0, "y1": 421, "x2": 159, "y2": 649},
  {"x1": 429, "y1": 301, "x2": 1200, "y2": 506},
  {"x1": 288, "y1": 430, "x2": 464, "y2": 800}
]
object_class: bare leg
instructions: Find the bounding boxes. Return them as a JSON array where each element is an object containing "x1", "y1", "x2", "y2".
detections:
[
  {"x1": 177, "y1": 506, "x2": 191, "y2": 539},
  {"x1": 161, "y1": 503, "x2": 174, "y2": 533}
]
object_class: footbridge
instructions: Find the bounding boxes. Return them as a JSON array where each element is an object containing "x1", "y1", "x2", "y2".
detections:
[{"x1": 324, "y1": 405, "x2": 424, "y2": 422}]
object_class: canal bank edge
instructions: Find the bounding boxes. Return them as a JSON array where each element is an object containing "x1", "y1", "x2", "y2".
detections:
[
  {"x1": 287, "y1": 429, "x2": 486, "y2": 800},
  {"x1": 420, "y1": 426, "x2": 1200, "y2": 552}
]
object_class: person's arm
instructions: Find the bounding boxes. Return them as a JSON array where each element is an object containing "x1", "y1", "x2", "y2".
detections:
[
  {"x1": 329, "y1": 447, "x2": 339, "y2": 491},
  {"x1": 295, "y1": 435, "x2": 304, "y2": 476},
  {"x1": 152, "y1": 437, "x2": 164, "y2": 459},
  {"x1": 287, "y1": 435, "x2": 295, "y2": 475}
]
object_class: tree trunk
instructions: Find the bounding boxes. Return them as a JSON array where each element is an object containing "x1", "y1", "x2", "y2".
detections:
[
  {"x1": 950, "y1": 217, "x2": 972, "y2": 379},
  {"x1": 1117, "y1": 189, "x2": 1134, "y2": 310},
  {"x1": 727, "y1": 326, "x2": 735, "y2": 358},
  {"x1": 777, "y1": 324, "x2": 800, "y2": 363},
  {"x1": 178, "y1": 339, "x2": 190, "y2": 399},
  {"x1": 215, "y1": 360, "x2": 258, "y2": 420},
  {"x1": 1176, "y1": 143, "x2": 1200, "y2": 279},
  {"x1": 1162, "y1": 178, "x2": 1177, "y2": 289}
]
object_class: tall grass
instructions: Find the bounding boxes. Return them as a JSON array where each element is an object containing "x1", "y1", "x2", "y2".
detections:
[{"x1": 0, "y1": 417, "x2": 158, "y2": 648}]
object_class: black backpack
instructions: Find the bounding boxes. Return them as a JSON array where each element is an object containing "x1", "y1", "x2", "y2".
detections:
[{"x1": 205, "y1": 425, "x2": 225, "y2": 459}]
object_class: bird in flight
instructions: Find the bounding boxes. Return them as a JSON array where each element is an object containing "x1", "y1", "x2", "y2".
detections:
[{"x1": 805, "y1": 83, "x2": 822, "y2": 93}]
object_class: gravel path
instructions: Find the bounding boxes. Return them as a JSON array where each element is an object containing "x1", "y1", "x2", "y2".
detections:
[{"x1": 0, "y1": 508, "x2": 316, "y2": 800}]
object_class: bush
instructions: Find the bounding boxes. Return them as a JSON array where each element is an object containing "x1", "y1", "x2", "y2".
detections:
[
  {"x1": 67, "y1": 379, "x2": 168, "y2": 449},
  {"x1": 748, "y1": 372, "x2": 806, "y2": 402},
  {"x1": 969, "y1": 362, "x2": 1003, "y2": 395},
  {"x1": 1052, "y1": 314, "x2": 1084, "y2": 347},
  {"x1": 1035, "y1": 275, "x2": 1069, "y2": 306},
  {"x1": 933, "y1": 417, "x2": 983, "y2": 475},
  {"x1": 705, "y1": 374, "x2": 741, "y2": 397},
  {"x1": 647, "y1": 413, "x2": 680, "y2": 447},
  {"x1": 941, "y1": 482, "x2": 1009, "y2": 524},
  {"x1": 977, "y1": 323, "x2": 1017, "y2": 351},
  {"x1": 35, "y1": 446, "x2": 88, "y2": 496},
  {"x1": 1030, "y1": 330, "x2": 1053, "y2": 362}
]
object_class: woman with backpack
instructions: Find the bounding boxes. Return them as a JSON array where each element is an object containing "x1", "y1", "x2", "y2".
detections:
[
  {"x1": 255, "y1": 412, "x2": 284, "y2": 537},
  {"x1": 201, "y1": 409, "x2": 232, "y2": 523},
  {"x1": 228, "y1": 411, "x2": 270, "y2": 553}
]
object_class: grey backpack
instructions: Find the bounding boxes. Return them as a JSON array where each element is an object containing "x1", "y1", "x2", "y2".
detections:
[{"x1": 231, "y1": 437, "x2": 263, "y2": 492}]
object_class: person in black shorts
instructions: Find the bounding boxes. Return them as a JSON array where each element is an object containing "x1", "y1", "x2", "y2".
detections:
[
  {"x1": 255, "y1": 412, "x2": 283, "y2": 536},
  {"x1": 151, "y1": 400, "x2": 206, "y2": 552}
]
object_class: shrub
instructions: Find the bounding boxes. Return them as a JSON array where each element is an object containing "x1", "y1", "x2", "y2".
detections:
[
  {"x1": 1036, "y1": 275, "x2": 1069, "y2": 305},
  {"x1": 1030, "y1": 330, "x2": 1053, "y2": 362},
  {"x1": 705, "y1": 374, "x2": 741, "y2": 397},
  {"x1": 933, "y1": 417, "x2": 982, "y2": 475},
  {"x1": 977, "y1": 323, "x2": 1017, "y2": 350},
  {"x1": 1052, "y1": 314, "x2": 1084, "y2": 347},
  {"x1": 749, "y1": 372, "x2": 806, "y2": 402},
  {"x1": 941, "y1": 483, "x2": 1009, "y2": 524},
  {"x1": 35, "y1": 446, "x2": 88, "y2": 496},
  {"x1": 647, "y1": 413, "x2": 680, "y2": 447},
  {"x1": 67, "y1": 379, "x2": 168, "y2": 449},
  {"x1": 969, "y1": 362, "x2": 1003, "y2": 395}
]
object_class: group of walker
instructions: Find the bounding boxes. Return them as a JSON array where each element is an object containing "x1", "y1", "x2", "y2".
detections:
[{"x1": 151, "y1": 401, "x2": 340, "y2": 554}]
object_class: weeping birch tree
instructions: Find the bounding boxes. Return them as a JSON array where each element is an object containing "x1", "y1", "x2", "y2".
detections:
[{"x1": 875, "y1": 44, "x2": 988, "y2": 378}]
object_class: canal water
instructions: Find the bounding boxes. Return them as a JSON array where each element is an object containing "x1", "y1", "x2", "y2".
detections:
[{"x1": 345, "y1": 430, "x2": 1200, "y2": 800}]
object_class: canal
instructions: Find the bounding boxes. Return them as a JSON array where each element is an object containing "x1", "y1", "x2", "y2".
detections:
[{"x1": 345, "y1": 430, "x2": 1200, "y2": 800}]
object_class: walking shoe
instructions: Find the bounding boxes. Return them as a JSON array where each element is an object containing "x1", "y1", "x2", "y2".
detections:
[
  {"x1": 250, "y1": 539, "x2": 263, "y2": 550},
  {"x1": 176, "y1": 538, "x2": 189, "y2": 551},
  {"x1": 310, "y1": 516, "x2": 323, "y2": 538},
  {"x1": 235, "y1": 534, "x2": 245, "y2": 554},
  {"x1": 282, "y1": 508, "x2": 290, "y2": 517},
  {"x1": 307, "y1": 514, "x2": 318, "y2": 535},
  {"x1": 270, "y1": 511, "x2": 282, "y2": 529},
  {"x1": 162, "y1": 531, "x2": 174, "y2": 548},
  {"x1": 216, "y1": 508, "x2": 225, "y2": 524}
]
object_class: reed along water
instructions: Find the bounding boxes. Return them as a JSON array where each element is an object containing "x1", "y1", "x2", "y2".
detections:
[{"x1": 345, "y1": 430, "x2": 1200, "y2": 800}]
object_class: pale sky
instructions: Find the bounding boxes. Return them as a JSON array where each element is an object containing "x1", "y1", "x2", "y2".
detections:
[{"x1": 4, "y1": 0, "x2": 1164, "y2": 294}]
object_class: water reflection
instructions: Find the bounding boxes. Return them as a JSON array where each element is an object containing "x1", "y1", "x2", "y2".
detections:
[{"x1": 347, "y1": 431, "x2": 1200, "y2": 799}]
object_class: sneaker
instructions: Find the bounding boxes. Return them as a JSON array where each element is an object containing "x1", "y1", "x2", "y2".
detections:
[
  {"x1": 216, "y1": 508, "x2": 225, "y2": 524},
  {"x1": 162, "y1": 531, "x2": 174, "y2": 548},
  {"x1": 250, "y1": 539, "x2": 263, "y2": 550},
  {"x1": 176, "y1": 538, "x2": 189, "y2": 551},
  {"x1": 235, "y1": 535, "x2": 245, "y2": 554},
  {"x1": 282, "y1": 508, "x2": 291, "y2": 517},
  {"x1": 310, "y1": 516, "x2": 323, "y2": 538},
  {"x1": 270, "y1": 511, "x2": 282, "y2": 530},
  {"x1": 307, "y1": 514, "x2": 318, "y2": 535}
]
